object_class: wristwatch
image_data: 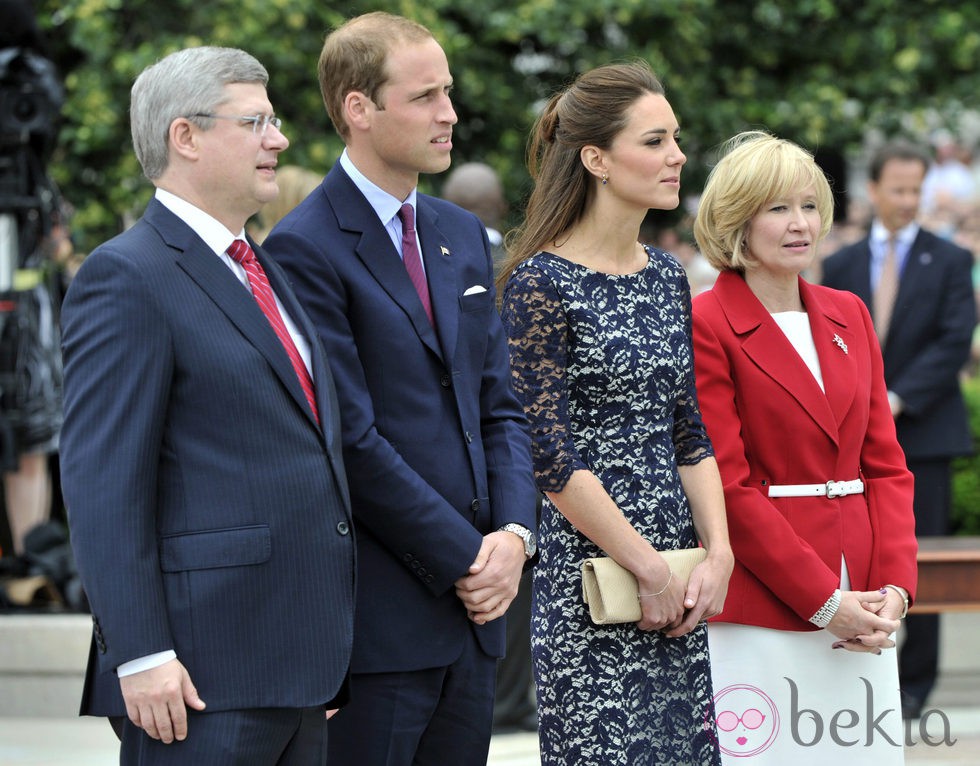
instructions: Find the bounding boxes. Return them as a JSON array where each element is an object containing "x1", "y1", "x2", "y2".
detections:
[{"x1": 500, "y1": 523, "x2": 537, "y2": 559}]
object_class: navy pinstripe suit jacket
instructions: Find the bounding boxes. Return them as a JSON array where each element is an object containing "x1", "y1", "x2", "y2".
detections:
[{"x1": 60, "y1": 198, "x2": 356, "y2": 716}]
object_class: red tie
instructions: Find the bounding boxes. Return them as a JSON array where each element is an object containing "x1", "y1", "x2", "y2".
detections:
[
  {"x1": 398, "y1": 204, "x2": 433, "y2": 324},
  {"x1": 227, "y1": 239, "x2": 319, "y2": 425}
]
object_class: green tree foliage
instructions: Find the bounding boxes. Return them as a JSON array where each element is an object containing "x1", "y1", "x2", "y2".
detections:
[
  {"x1": 36, "y1": 0, "x2": 980, "y2": 252},
  {"x1": 952, "y1": 376, "x2": 980, "y2": 535}
]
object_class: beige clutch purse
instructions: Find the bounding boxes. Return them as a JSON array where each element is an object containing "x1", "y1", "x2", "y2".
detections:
[{"x1": 582, "y1": 547, "x2": 708, "y2": 625}]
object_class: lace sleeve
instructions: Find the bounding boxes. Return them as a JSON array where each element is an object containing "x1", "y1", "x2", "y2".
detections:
[
  {"x1": 501, "y1": 265, "x2": 588, "y2": 493},
  {"x1": 669, "y1": 259, "x2": 715, "y2": 466}
]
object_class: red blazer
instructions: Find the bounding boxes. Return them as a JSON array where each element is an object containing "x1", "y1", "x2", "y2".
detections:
[{"x1": 692, "y1": 271, "x2": 918, "y2": 631}]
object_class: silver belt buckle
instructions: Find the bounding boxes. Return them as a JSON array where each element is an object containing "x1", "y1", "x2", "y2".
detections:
[{"x1": 825, "y1": 480, "x2": 845, "y2": 498}]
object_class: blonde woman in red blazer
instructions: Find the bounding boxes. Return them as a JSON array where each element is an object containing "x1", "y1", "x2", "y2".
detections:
[{"x1": 691, "y1": 132, "x2": 917, "y2": 764}]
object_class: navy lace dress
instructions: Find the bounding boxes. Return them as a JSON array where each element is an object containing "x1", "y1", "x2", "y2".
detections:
[{"x1": 501, "y1": 247, "x2": 721, "y2": 766}]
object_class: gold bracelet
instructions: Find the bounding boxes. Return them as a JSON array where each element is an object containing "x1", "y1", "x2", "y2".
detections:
[
  {"x1": 883, "y1": 584, "x2": 909, "y2": 618},
  {"x1": 638, "y1": 570, "x2": 673, "y2": 598}
]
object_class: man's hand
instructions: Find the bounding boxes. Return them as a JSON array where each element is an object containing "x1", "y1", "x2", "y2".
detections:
[
  {"x1": 119, "y1": 659, "x2": 206, "y2": 743},
  {"x1": 454, "y1": 530, "x2": 525, "y2": 625}
]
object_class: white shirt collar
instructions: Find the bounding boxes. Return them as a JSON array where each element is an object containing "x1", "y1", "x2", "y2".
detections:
[
  {"x1": 870, "y1": 218, "x2": 919, "y2": 250},
  {"x1": 154, "y1": 188, "x2": 246, "y2": 255},
  {"x1": 339, "y1": 149, "x2": 416, "y2": 227}
]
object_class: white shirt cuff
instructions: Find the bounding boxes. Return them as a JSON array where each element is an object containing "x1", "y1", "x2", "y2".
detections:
[
  {"x1": 887, "y1": 390, "x2": 904, "y2": 414},
  {"x1": 117, "y1": 650, "x2": 177, "y2": 678}
]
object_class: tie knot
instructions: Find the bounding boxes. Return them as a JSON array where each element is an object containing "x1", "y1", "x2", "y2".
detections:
[
  {"x1": 227, "y1": 239, "x2": 255, "y2": 265},
  {"x1": 398, "y1": 203, "x2": 415, "y2": 234}
]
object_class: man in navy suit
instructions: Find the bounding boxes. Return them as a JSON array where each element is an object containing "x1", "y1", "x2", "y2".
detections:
[
  {"x1": 822, "y1": 140, "x2": 976, "y2": 719},
  {"x1": 263, "y1": 12, "x2": 537, "y2": 766},
  {"x1": 60, "y1": 47, "x2": 355, "y2": 765}
]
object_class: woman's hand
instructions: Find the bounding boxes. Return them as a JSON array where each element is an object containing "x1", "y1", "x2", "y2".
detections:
[
  {"x1": 826, "y1": 589, "x2": 901, "y2": 653},
  {"x1": 663, "y1": 548, "x2": 734, "y2": 638},
  {"x1": 634, "y1": 560, "x2": 685, "y2": 631}
]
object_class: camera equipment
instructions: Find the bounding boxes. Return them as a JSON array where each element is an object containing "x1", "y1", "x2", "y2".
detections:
[
  {"x1": 0, "y1": 44, "x2": 64, "y2": 475},
  {"x1": 0, "y1": 46, "x2": 63, "y2": 291},
  {"x1": 0, "y1": 46, "x2": 62, "y2": 155}
]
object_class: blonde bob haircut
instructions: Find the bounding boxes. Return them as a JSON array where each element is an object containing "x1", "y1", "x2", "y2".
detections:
[{"x1": 694, "y1": 130, "x2": 834, "y2": 273}]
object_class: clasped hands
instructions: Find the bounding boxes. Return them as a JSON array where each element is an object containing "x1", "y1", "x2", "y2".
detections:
[
  {"x1": 826, "y1": 588, "x2": 905, "y2": 654},
  {"x1": 454, "y1": 529, "x2": 526, "y2": 625}
]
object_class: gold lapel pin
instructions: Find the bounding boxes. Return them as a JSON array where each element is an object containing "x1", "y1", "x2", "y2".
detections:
[{"x1": 440, "y1": 246, "x2": 450, "y2": 256}]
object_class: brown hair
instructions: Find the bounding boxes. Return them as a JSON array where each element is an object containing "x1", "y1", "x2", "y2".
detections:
[
  {"x1": 867, "y1": 140, "x2": 930, "y2": 182},
  {"x1": 318, "y1": 12, "x2": 433, "y2": 140},
  {"x1": 496, "y1": 60, "x2": 665, "y2": 291}
]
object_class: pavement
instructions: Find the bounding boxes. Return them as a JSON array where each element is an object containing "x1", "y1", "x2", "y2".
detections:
[
  {"x1": 2, "y1": 615, "x2": 979, "y2": 764},
  {"x1": 1, "y1": 709, "x2": 980, "y2": 765}
]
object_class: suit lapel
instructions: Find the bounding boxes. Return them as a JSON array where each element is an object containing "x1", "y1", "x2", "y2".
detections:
[
  {"x1": 416, "y1": 197, "x2": 458, "y2": 365},
  {"x1": 852, "y1": 241, "x2": 874, "y2": 306},
  {"x1": 326, "y1": 167, "x2": 444, "y2": 362},
  {"x1": 146, "y1": 201, "x2": 320, "y2": 431},
  {"x1": 714, "y1": 271, "x2": 842, "y2": 445},
  {"x1": 254, "y1": 242, "x2": 327, "y2": 434},
  {"x1": 800, "y1": 279, "x2": 857, "y2": 433}
]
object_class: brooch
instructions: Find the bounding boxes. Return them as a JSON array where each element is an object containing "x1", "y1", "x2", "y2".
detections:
[{"x1": 833, "y1": 334, "x2": 848, "y2": 354}]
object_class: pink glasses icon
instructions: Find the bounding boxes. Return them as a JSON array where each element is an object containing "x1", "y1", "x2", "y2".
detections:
[{"x1": 716, "y1": 708, "x2": 766, "y2": 732}]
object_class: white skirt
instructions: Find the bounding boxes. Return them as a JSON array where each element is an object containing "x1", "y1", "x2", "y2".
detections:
[
  {"x1": 708, "y1": 589, "x2": 905, "y2": 766},
  {"x1": 708, "y1": 623, "x2": 904, "y2": 764}
]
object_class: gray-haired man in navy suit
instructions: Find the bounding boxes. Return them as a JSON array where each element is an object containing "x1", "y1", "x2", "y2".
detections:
[{"x1": 60, "y1": 46, "x2": 355, "y2": 765}]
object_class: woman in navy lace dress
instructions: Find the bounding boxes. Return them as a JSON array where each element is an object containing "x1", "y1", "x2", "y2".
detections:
[{"x1": 498, "y1": 61, "x2": 732, "y2": 765}]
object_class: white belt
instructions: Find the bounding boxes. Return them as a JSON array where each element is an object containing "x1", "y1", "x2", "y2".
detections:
[{"x1": 767, "y1": 479, "x2": 864, "y2": 499}]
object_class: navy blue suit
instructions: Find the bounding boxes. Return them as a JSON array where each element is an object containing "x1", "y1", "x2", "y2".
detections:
[
  {"x1": 60, "y1": 200, "x2": 356, "y2": 753},
  {"x1": 822, "y1": 226, "x2": 976, "y2": 712},
  {"x1": 263, "y1": 161, "x2": 536, "y2": 762}
]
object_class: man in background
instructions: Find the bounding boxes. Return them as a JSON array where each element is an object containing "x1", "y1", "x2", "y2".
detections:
[
  {"x1": 442, "y1": 162, "x2": 508, "y2": 273},
  {"x1": 822, "y1": 140, "x2": 977, "y2": 720}
]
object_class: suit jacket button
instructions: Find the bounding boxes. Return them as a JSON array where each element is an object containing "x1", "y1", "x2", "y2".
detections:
[
  {"x1": 470, "y1": 499, "x2": 480, "y2": 512},
  {"x1": 440, "y1": 374, "x2": 451, "y2": 387},
  {"x1": 336, "y1": 521, "x2": 350, "y2": 535},
  {"x1": 425, "y1": 575, "x2": 435, "y2": 583},
  {"x1": 404, "y1": 553, "x2": 414, "y2": 562}
]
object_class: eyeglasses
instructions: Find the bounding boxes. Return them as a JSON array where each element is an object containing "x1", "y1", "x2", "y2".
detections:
[
  {"x1": 189, "y1": 113, "x2": 282, "y2": 136},
  {"x1": 716, "y1": 708, "x2": 766, "y2": 732}
]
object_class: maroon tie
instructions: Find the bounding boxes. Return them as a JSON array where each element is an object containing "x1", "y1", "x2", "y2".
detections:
[
  {"x1": 227, "y1": 239, "x2": 319, "y2": 425},
  {"x1": 398, "y1": 204, "x2": 433, "y2": 324}
]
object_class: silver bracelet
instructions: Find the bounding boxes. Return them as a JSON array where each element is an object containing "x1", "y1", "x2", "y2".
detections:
[
  {"x1": 638, "y1": 570, "x2": 673, "y2": 599},
  {"x1": 809, "y1": 588, "x2": 842, "y2": 628},
  {"x1": 883, "y1": 584, "x2": 909, "y2": 618}
]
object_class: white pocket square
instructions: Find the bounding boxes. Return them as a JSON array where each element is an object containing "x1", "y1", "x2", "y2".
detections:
[{"x1": 463, "y1": 285, "x2": 488, "y2": 296}]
